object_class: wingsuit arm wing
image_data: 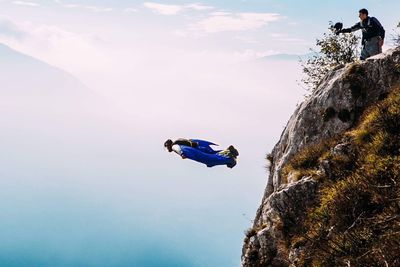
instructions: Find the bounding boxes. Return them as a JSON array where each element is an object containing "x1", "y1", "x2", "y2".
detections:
[
  {"x1": 190, "y1": 139, "x2": 218, "y2": 147},
  {"x1": 190, "y1": 139, "x2": 221, "y2": 153}
]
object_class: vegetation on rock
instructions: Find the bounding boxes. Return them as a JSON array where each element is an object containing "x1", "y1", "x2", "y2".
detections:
[
  {"x1": 285, "y1": 85, "x2": 400, "y2": 266},
  {"x1": 301, "y1": 23, "x2": 359, "y2": 91}
]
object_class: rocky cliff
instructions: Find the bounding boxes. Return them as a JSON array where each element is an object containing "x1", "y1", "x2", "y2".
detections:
[{"x1": 242, "y1": 47, "x2": 400, "y2": 266}]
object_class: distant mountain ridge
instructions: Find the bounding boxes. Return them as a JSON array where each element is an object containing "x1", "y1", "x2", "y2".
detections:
[
  {"x1": 0, "y1": 43, "x2": 93, "y2": 97},
  {"x1": 0, "y1": 42, "x2": 114, "y2": 133}
]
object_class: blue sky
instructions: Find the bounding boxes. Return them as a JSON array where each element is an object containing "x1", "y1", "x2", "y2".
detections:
[{"x1": 1, "y1": 1, "x2": 399, "y2": 77}]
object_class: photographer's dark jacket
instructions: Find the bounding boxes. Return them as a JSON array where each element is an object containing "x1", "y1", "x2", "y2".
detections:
[{"x1": 342, "y1": 16, "x2": 385, "y2": 45}]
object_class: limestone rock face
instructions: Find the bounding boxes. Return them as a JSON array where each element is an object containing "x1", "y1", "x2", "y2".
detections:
[
  {"x1": 242, "y1": 48, "x2": 400, "y2": 267},
  {"x1": 266, "y1": 48, "x2": 400, "y2": 198},
  {"x1": 242, "y1": 177, "x2": 317, "y2": 266}
]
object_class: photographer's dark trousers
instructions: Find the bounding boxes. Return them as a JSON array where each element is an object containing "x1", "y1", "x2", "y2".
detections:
[{"x1": 361, "y1": 36, "x2": 382, "y2": 60}]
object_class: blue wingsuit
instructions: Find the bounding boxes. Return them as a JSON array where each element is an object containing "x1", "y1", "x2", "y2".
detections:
[{"x1": 177, "y1": 139, "x2": 237, "y2": 168}]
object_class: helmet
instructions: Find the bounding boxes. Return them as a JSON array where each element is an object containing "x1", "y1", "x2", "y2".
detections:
[{"x1": 164, "y1": 139, "x2": 173, "y2": 152}]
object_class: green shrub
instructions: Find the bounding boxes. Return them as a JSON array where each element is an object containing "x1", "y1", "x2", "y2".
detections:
[{"x1": 301, "y1": 23, "x2": 359, "y2": 91}]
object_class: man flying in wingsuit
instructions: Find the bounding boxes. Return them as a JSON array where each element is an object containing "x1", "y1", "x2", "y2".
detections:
[{"x1": 164, "y1": 138, "x2": 239, "y2": 168}]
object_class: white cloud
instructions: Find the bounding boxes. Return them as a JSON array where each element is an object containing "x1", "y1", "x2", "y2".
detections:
[
  {"x1": 185, "y1": 3, "x2": 213, "y2": 11},
  {"x1": 192, "y1": 12, "x2": 282, "y2": 33},
  {"x1": 210, "y1": 11, "x2": 231, "y2": 16},
  {"x1": 123, "y1": 8, "x2": 139, "y2": 13},
  {"x1": 63, "y1": 4, "x2": 79, "y2": 8},
  {"x1": 234, "y1": 35, "x2": 260, "y2": 44},
  {"x1": 143, "y1": 2, "x2": 214, "y2": 15},
  {"x1": 53, "y1": 2, "x2": 112, "y2": 12},
  {"x1": 233, "y1": 49, "x2": 281, "y2": 60},
  {"x1": 270, "y1": 33, "x2": 286, "y2": 38},
  {"x1": 84, "y1": 6, "x2": 113, "y2": 12},
  {"x1": 173, "y1": 29, "x2": 187, "y2": 37},
  {"x1": 143, "y1": 2, "x2": 184, "y2": 15},
  {"x1": 12, "y1": 1, "x2": 39, "y2": 6}
]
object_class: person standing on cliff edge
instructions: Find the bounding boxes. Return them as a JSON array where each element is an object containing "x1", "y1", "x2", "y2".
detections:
[{"x1": 336, "y1": 8, "x2": 385, "y2": 60}]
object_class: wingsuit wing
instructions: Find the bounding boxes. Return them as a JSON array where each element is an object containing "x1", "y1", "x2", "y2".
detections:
[
  {"x1": 180, "y1": 146, "x2": 236, "y2": 168},
  {"x1": 190, "y1": 139, "x2": 222, "y2": 154}
]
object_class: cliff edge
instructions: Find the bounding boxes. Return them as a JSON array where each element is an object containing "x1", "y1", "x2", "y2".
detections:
[{"x1": 242, "y1": 47, "x2": 400, "y2": 266}]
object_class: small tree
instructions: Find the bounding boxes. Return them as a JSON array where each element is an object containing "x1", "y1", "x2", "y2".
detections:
[{"x1": 301, "y1": 23, "x2": 360, "y2": 91}]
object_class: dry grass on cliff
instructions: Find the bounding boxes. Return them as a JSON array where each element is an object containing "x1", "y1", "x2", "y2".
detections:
[
  {"x1": 287, "y1": 85, "x2": 400, "y2": 266},
  {"x1": 281, "y1": 138, "x2": 338, "y2": 183}
]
